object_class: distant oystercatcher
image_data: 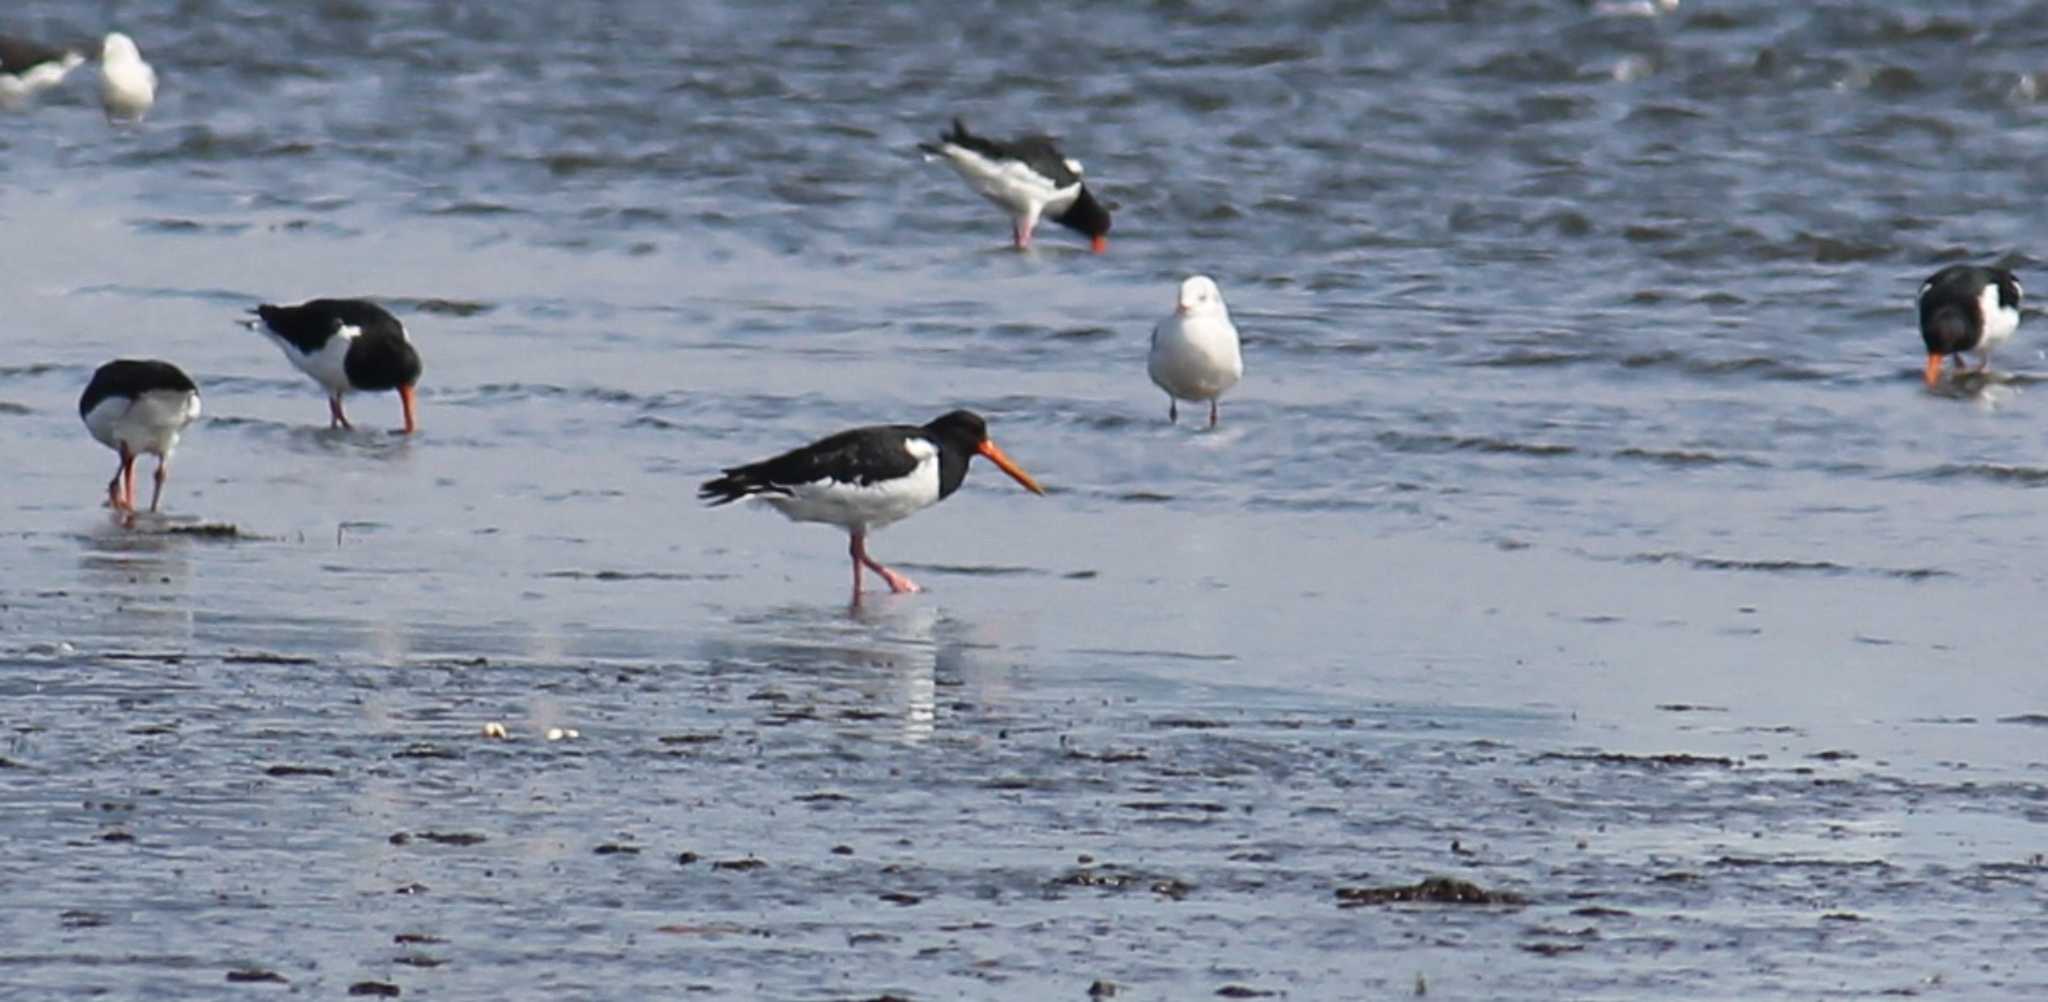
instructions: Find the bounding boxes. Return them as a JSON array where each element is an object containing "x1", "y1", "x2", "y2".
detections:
[
  {"x1": 79, "y1": 359, "x2": 202, "y2": 514},
  {"x1": 247, "y1": 298, "x2": 422, "y2": 433},
  {"x1": 98, "y1": 32, "x2": 155, "y2": 124},
  {"x1": 0, "y1": 35, "x2": 84, "y2": 109},
  {"x1": 700, "y1": 410, "x2": 1046, "y2": 603},
  {"x1": 1918, "y1": 265, "x2": 2022, "y2": 388},
  {"x1": 918, "y1": 118, "x2": 1112, "y2": 253},
  {"x1": 1148, "y1": 275, "x2": 1244, "y2": 427}
]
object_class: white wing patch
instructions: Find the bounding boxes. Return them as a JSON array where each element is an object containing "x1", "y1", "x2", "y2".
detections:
[
  {"x1": 84, "y1": 388, "x2": 200, "y2": 457},
  {"x1": 762, "y1": 438, "x2": 941, "y2": 532},
  {"x1": 935, "y1": 144, "x2": 1081, "y2": 216},
  {"x1": 265, "y1": 323, "x2": 360, "y2": 395}
]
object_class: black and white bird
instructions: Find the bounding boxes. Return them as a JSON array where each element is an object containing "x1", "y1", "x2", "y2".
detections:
[
  {"x1": 247, "y1": 298, "x2": 422, "y2": 433},
  {"x1": 918, "y1": 118, "x2": 1112, "y2": 253},
  {"x1": 700, "y1": 410, "x2": 1046, "y2": 603},
  {"x1": 0, "y1": 35, "x2": 84, "y2": 109},
  {"x1": 1148, "y1": 275, "x2": 1243, "y2": 427},
  {"x1": 78, "y1": 359, "x2": 202, "y2": 514},
  {"x1": 98, "y1": 32, "x2": 155, "y2": 124},
  {"x1": 1918, "y1": 264, "x2": 2022, "y2": 388}
]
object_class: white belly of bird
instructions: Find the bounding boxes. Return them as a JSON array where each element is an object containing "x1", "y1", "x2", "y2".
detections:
[
  {"x1": 266, "y1": 325, "x2": 359, "y2": 395},
  {"x1": 1149, "y1": 314, "x2": 1244, "y2": 401},
  {"x1": 84, "y1": 389, "x2": 201, "y2": 456},
  {"x1": 764, "y1": 450, "x2": 941, "y2": 532},
  {"x1": 1978, "y1": 283, "x2": 2019, "y2": 349},
  {"x1": 102, "y1": 61, "x2": 156, "y2": 121},
  {"x1": 940, "y1": 146, "x2": 1079, "y2": 216}
]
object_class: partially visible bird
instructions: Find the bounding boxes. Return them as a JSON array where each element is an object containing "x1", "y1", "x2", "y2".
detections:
[
  {"x1": 918, "y1": 118, "x2": 1111, "y2": 253},
  {"x1": 246, "y1": 298, "x2": 422, "y2": 433},
  {"x1": 98, "y1": 32, "x2": 155, "y2": 124},
  {"x1": 700, "y1": 410, "x2": 1046, "y2": 604},
  {"x1": 1918, "y1": 265, "x2": 2022, "y2": 389},
  {"x1": 79, "y1": 359, "x2": 202, "y2": 514},
  {"x1": 0, "y1": 35, "x2": 84, "y2": 109},
  {"x1": 1148, "y1": 275, "x2": 1244, "y2": 428}
]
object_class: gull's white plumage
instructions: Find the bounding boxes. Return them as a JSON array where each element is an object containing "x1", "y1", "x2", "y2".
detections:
[
  {"x1": 99, "y1": 32, "x2": 155, "y2": 123},
  {"x1": 1148, "y1": 275, "x2": 1244, "y2": 427}
]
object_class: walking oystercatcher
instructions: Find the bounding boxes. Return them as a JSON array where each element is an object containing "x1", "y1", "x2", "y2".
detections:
[
  {"x1": 1148, "y1": 275, "x2": 1243, "y2": 427},
  {"x1": 1918, "y1": 264, "x2": 2022, "y2": 388},
  {"x1": 247, "y1": 298, "x2": 422, "y2": 433},
  {"x1": 0, "y1": 34, "x2": 84, "y2": 109},
  {"x1": 918, "y1": 118, "x2": 1112, "y2": 253},
  {"x1": 79, "y1": 359, "x2": 202, "y2": 514},
  {"x1": 699, "y1": 410, "x2": 1046, "y2": 603},
  {"x1": 98, "y1": 32, "x2": 155, "y2": 124}
]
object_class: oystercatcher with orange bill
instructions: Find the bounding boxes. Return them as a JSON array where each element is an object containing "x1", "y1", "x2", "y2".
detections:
[
  {"x1": 700, "y1": 410, "x2": 1047, "y2": 603},
  {"x1": 79, "y1": 359, "x2": 202, "y2": 514},
  {"x1": 1919, "y1": 265, "x2": 2021, "y2": 389},
  {"x1": 919, "y1": 118, "x2": 1112, "y2": 253},
  {"x1": 247, "y1": 298, "x2": 421, "y2": 433}
]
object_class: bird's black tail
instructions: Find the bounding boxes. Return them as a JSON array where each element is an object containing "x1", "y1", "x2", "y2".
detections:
[{"x1": 699, "y1": 469, "x2": 767, "y2": 506}]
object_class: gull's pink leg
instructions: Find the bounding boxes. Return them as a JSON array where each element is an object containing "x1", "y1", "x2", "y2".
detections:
[
  {"x1": 106, "y1": 456, "x2": 127, "y2": 512},
  {"x1": 329, "y1": 394, "x2": 352, "y2": 430},
  {"x1": 852, "y1": 532, "x2": 921, "y2": 594},
  {"x1": 1208, "y1": 399, "x2": 1220, "y2": 429},
  {"x1": 1012, "y1": 219, "x2": 1031, "y2": 250}
]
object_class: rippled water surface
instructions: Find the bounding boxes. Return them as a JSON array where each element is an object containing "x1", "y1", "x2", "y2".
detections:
[{"x1": 5, "y1": 1, "x2": 2048, "y2": 998}]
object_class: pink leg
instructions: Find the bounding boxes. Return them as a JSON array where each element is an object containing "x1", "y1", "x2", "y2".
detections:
[
  {"x1": 1012, "y1": 219, "x2": 1031, "y2": 250},
  {"x1": 329, "y1": 394, "x2": 352, "y2": 429},
  {"x1": 149, "y1": 459, "x2": 169, "y2": 512},
  {"x1": 106, "y1": 457, "x2": 127, "y2": 512},
  {"x1": 847, "y1": 534, "x2": 865, "y2": 605},
  {"x1": 120, "y1": 450, "x2": 138, "y2": 510},
  {"x1": 1208, "y1": 399, "x2": 1220, "y2": 429},
  {"x1": 851, "y1": 531, "x2": 921, "y2": 595}
]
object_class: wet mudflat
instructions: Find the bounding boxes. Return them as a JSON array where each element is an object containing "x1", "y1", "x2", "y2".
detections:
[{"x1": 6, "y1": 0, "x2": 2048, "y2": 997}]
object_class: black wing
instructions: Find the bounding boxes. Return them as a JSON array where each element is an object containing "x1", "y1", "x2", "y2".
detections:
[
  {"x1": 925, "y1": 118, "x2": 1082, "y2": 187},
  {"x1": 254, "y1": 299, "x2": 403, "y2": 354},
  {"x1": 700, "y1": 425, "x2": 924, "y2": 505},
  {"x1": 79, "y1": 359, "x2": 197, "y2": 417}
]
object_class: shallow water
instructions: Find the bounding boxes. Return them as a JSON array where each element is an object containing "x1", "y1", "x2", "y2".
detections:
[{"x1": 4, "y1": 1, "x2": 2048, "y2": 998}]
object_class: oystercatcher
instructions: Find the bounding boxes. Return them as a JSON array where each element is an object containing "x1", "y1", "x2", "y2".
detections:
[
  {"x1": 247, "y1": 298, "x2": 421, "y2": 433},
  {"x1": 918, "y1": 118, "x2": 1112, "y2": 253},
  {"x1": 699, "y1": 410, "x2": 1046, "y2": 603},
  {"x1": 98, "y1": 32, "x2": 155, "y2": 124},
  {"x1": 1918, "y1": 264, "x2": 2022, "y2": 388},
  {"x1": 0, "y1": 35, "x2": 83, "y2": 109},
  {"x1": 1148, "y1": 275, "x2": 1243, "y2": 427},
  {"x1": 78, "y1": 359, "x2": 202, "y2": 514}
]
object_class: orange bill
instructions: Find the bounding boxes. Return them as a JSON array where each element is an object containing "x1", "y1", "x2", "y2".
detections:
[
  {"x1": 977, "y1": 439, "x2": 1046, "y2": 495},
  {"x1": 1090, "y1": 235, "x2": 1108, "y2": 254},
  {"x1": 1922, "y1": 353, "x2": 1944, "y2": 389},
  {"x1": 398, "y1": 384, "x2": 419, "y2": 434}
]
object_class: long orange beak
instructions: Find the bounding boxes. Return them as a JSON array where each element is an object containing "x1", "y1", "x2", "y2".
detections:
[
  {"x1": 1090, "y1": 235, "x2": 1108, "y2": 254},
  {"x1": 977, "y1": 439, "x2": 1045, "y2": 495},
  {"x1": 398, "y1": 384, "x2": 418, "y2": 434},
  {"x1": 1923, "y1": 353, "x2": 1944, "y2": 389}
]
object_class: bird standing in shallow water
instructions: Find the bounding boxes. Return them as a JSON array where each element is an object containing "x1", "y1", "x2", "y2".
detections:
[
  {"x1": 700, "y1": 410, "x2": 1046, "y2": 604},
  {"x1": 918, "y1": 118, "x2": 1112, "y2": 253},
  {"x1": 247, "y1": 298, "x2": 422, "y2": 433},
  {"x1": 1148, "y1": 275, "x2": 1243, "y2": 428},
  {"x1": 1918, "y1": 265, "x2": 2021, "y2": 389},
  {"x1": 79, "y1": 359, "x2": 202, "y2": 515},
  {"x1": 98, "y1": 32, "x2": 156, "y2": 124}
]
